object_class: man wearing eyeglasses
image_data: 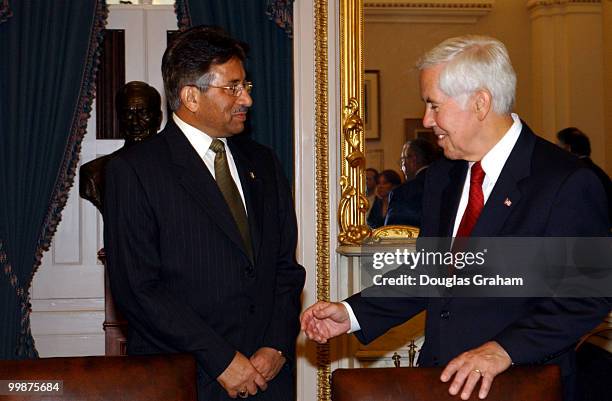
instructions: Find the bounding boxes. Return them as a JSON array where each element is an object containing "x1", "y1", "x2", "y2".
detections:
[{"x1": 103, "y1": 26, "x2": 305, "y2": 401}]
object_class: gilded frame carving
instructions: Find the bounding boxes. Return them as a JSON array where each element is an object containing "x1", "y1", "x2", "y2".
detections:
[
  {"x1": 338, "y1": 0, "x2": 371, "y2": 245},
  {"x1": 337, "y1": 1, "x2": 422, "y2": 247},
  {"x1": 314, "y1": 1, "x2": 331, "y2": 401}
]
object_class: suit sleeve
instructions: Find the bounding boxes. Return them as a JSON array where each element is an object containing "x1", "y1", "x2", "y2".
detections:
[
  {"x1": 345, "y1": 293, "x2": 427, "y2": 345},
  {"x1": 261, "y1": 153, "x2": 306, "y2": 360},
  {"x1": 104, "y1": 156, "x2": 236, "y2": 379},
  {"x1": 494, "y1": 167, "x2": 611, "y2": 364}
]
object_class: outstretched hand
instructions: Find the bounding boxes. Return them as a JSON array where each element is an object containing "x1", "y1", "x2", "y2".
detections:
[{"x1": 300, "y1": 301, "x2": 351, "y2": 343}]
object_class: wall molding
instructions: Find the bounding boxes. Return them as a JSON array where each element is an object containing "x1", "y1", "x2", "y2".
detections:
[
  {"x1": 527, "y1": 0, "x2": 602, "y2": 18},
  {"x1": 364, "y1": 1, "x2": 494, "y2": 24},
  {"x1": 31, "y1": 298, "x2": 104, "y2": 313},
  {"x1": 527, "y1": 0, "x2": 601, "y2": 8}
]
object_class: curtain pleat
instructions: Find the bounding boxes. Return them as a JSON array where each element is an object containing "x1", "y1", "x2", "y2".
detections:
[
  {"x1": 0, "y1": 0, "x2": 107, "y2": 358},
  {"x1": 175, "y1": 0, "x2": 294, "y2": 181}
]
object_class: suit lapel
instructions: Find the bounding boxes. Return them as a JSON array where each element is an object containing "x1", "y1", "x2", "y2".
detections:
[
  {"x1": 163, "y1": 122, "x2": 249, "y2": 259},
  {"x1": 228, "y1": 138, "x2": 264, "y2": 263},
  {"x1": 471, "y1": 125, "x2": 535, "y2": 236},
  {"x1": 439, "y1": 161, "x2": 468, "y2": 237}
]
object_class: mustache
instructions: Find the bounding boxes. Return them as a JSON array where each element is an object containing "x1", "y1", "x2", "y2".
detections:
[{"x1": 233, "y1": 106, "x2": 249, "y2": 113}]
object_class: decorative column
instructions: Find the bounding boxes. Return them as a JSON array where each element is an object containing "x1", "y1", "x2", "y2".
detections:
[{"x1": 527, "y1": 0, "x2": 606, "y2": 169}]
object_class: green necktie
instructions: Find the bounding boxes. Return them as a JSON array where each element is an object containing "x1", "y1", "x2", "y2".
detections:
[{"x1": 209, "y1": 139, "x2": 253, "y2": 262}]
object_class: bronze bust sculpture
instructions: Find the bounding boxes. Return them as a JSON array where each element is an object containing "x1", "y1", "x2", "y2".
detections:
[{"x1": 79, "y1": 81, "x2": 162, "y2": 214}]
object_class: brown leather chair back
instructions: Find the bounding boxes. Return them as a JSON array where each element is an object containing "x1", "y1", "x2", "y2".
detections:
[
  {"x1": 332, "y1": 366, "x2": 562, "y2": 401},
  {"x1": 0, "y1": 354, "x2": 197, "y2": 401}
]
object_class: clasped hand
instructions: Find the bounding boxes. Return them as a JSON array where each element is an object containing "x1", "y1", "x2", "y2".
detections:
[
  {"x1": 217, "y1": 348, "x2": 286, "y2": 398},
  {"x1": 300, "y1": 301, "x2": 351, "y2": 343}
]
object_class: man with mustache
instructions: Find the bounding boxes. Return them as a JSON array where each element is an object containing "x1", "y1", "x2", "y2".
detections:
[
  {"x1": 302, "y1": 35, "x2": 609, "y2": 401},
  {"x1": 104, "y1": 26, "x2": 305, "y2": 401}
]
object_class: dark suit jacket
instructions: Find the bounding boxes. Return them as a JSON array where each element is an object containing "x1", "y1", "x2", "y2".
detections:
[
  {"x1": 366, "y1": 197, "x2": 386, "y2": 229},
  {"x1": 385, "y1": 168, "x2": 427, "y2": 227},
  {"x1": 579, "y1": 157, "x2": 612, "y2": 228},
  {"x1": 104, "y1": 121, "x2": 305, "y2": 401},
  {"x1": 346, "y1": 124, "x2": 610, "y2": 400}
]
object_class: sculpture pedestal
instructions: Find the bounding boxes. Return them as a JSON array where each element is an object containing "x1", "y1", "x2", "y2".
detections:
[{"x1": 98, "y1": 248, "x2": 128, "y2": 356}]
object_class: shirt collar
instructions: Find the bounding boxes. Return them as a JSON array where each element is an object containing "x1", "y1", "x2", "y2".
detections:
[
  {"x1": 172, "y1": 113, "x2": 228, "y2": 158},
  {"x1": 477, "y1": 113, "x2": 522, "y2": 182},
  {"x1": 415, "y1": 165, "x2": 428, "y2": 176}
]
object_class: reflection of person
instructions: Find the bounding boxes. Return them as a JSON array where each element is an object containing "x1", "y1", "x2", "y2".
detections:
[
  {"x1": 104, "y1": 26, "x2": 305, "y2": 401},
  {"x1": 366, "y1": 169, "x2": 401, "y2": 229},
  {"x1": 556, "y1": 127, "x2": 612, "y2": 228},
  {"x1": 365, "y1": 168, "x2": 378, "y2": 196},
  {"x1": 302, "y1": 35, "x2": 610, "y2": 401},
  {"x1": 386, "y1": 138, "x2": 438, "y2": 227},
  {"x1": 365, "y1": 168, "x2": 379, "y2": 218},
  {"x1": 79, "y1": 81, "x2": 162, "y2": 214}
]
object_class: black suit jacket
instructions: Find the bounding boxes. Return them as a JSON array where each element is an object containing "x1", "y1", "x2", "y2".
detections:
[
  {"x1": 579, "y1": 157, "x2": 612, "y2": 228},
  {"x1": 385, "y1": 168, "x2": 427, "y2": 227},
  {"x1": 346, "y1": 124, "x2": 610, "y2": 400},
  {"x1": 104, "y1": 121, "x2": 305, "y2": 401}
]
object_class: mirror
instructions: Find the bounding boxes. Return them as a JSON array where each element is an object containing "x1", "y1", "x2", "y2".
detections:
[
  {"x1": 338, "y1": 0, "x2": 610, "y2": 244},
  {"x1": 337, "y1": 0, "x2": 420, "y2": 244}
]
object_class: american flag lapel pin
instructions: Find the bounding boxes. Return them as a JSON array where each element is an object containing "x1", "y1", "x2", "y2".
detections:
[
  {"x1": 504, "y1": 197, "x2": 512, "y2": 207},
  {"x1": 249, "y1": 171, "x2": 256, "y2": 179}
]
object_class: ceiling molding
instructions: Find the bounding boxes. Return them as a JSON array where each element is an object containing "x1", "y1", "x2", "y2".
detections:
[
  {"x1": 527, "y1": 0, "x2": 601, "y2": 8},
  {"x1": 364, "y1": 1, "x2": 495, "y2": 24},
  {"x1": 527, "y1": 0, "x2": 602, "y2": 18}
]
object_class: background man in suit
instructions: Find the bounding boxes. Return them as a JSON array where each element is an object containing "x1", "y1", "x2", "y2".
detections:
[
  {"x1": 302, "y1": 35, "x2": 610, "y2": 401},
  {"x1": 556, "y1": 127, "x2": 612, "y2": 228},
  {"x1": 104, "y1": 26, "x2": 305, "y2": 401},
  {"x1": 79, "y1": 81, "x2": 162, "y2": 214},
  {"x1": 385, "y1": 138, "x2": 439, "y2": 227}
]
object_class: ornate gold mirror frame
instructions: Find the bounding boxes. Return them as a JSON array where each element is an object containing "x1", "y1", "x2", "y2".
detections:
[
  {"x1": 313, "y1": 1, "x2": 332, "y2": 400},
  {"x1": 338, "y1": 0, "x2": 369, "y2": 246},
  {"x1": 336, "y1": 1, "x2": 419, "y2": 246}
]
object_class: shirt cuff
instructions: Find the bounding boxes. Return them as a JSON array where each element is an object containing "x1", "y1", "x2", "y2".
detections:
[{"x1": 341, "y1": 301, "x2": 361, "y2": 333}]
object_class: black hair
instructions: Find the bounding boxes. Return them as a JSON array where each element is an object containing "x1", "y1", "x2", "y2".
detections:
[
  {"x1": 557, "y1": 127, "x2": 591, "y2": 157},
  {"x1": 408, "y1": 138, "x2": 439, "y2": 167},
  {"x1": 161, "y1": 25, "x2": 249, "y2": 111},
  {"x1": 366, "y1": 168, "x2": 379, "y2": 177},
  {"x1": 379, "y1": 169, "x2": 402, "y2": 187}
]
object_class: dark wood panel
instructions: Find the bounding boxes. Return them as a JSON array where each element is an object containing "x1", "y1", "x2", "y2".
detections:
[
  {"x1": 96, "y1": 29, "x2": 125, "y2": 140},
  {"x1": 98, "y1": 249, "x2": 128, "y2": 356}
]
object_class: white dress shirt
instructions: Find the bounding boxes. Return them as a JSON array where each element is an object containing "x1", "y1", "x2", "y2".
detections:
[
  {"x1": 173, "y1": 113, "x2": 247, "y2": 212},
  {"x1": 451, "y1": 113, "x2": 522, "y2": 236},
  {"x1": 343, "y1": 113, "x2": 523, "y2": 333}
]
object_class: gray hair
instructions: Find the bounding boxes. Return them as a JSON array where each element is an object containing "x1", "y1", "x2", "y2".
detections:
[
  {"x1": 194, "y1": 72, "x2": 216, "y2": 91},
  {"x1": 165, "y1": 72, "x2": 215, "y2": 111},
  {"x1": 416, "y1": 35, "x2": 516, "y2": 114}
]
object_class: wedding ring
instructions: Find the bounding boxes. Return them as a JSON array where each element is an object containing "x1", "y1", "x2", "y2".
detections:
[
  {"x1": 473, "y1": 369, "x2": 483, "y2": 377},
  {"x1": 238, "y1": 389, "x2": 248, "y2": 398}
]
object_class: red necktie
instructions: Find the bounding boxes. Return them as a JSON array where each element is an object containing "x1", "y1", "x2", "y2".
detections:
[{"x1": 456, "y1": 161, "x2": 486, "y2": 237}]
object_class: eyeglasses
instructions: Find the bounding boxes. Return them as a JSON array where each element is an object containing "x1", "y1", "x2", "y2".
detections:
[{"x1": 207, "y1": 81, "x2": 253, "y2": 97}]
